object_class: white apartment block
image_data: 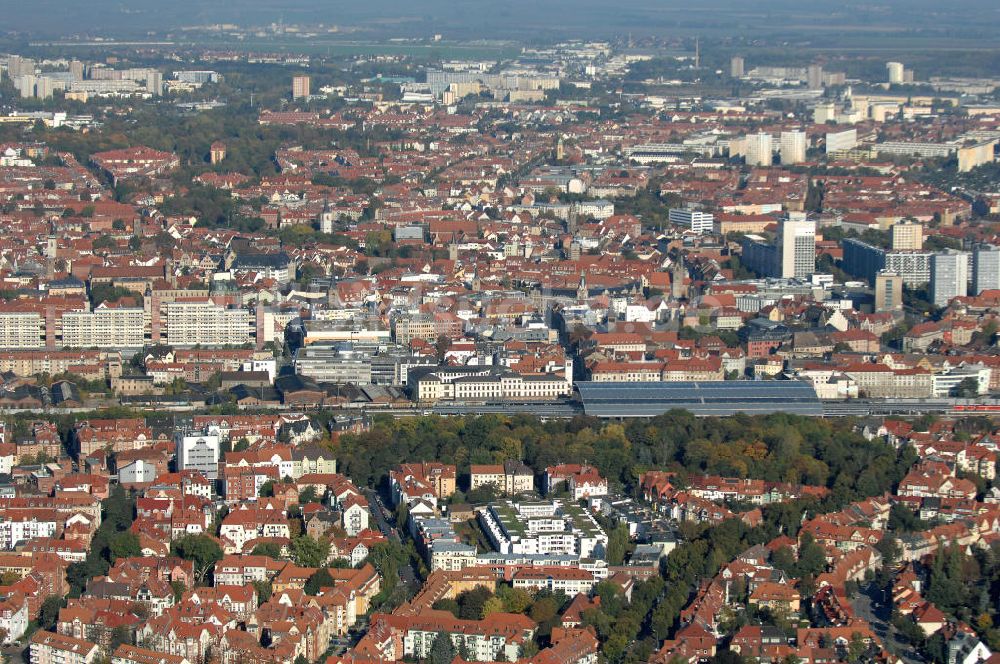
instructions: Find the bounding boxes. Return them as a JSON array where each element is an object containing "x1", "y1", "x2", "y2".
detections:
[
  {"x1": 165, "y1": 302, "x2": 251, "y2": 347},
  {"x1": 403, "y1": 624, "x2": 526, "y2": 663},
  {"x1": 61, "y1": 308, "x2": 145, "y2": 348},
  {"x1": 512, "y1": 568, "x2": 596, "y2": 595},
  {"x1": 668, "y1": 208, "x2": 715, "y2": 234},
  {"x1": 429, "y1": 541, "x2": 478, "y2": 572},
  {"x1": 342, "y1": 502, "x2": 370, "y2": 537},
  {"x1": 930, "y1": 250, "x2": 969, "y2": 307},
  {"x1": 213, "y1": 559, "x2": 276, "y2": 586},
  {"x1": 478, "y1": 500, "x2": 608, "y2": 559},
  {"x1": 0, "y1": 517, "x2": 58, "y2": 550},
  {"x1": 779, "y1": 130, "x2": 807, "y2": 165},
  {"x1": 0, "y1": 312, "x2": 44, "y2": 348},
  {"x1": 745, "y1": 132, "x2": 773, "y2": 167},
  {"x1": 218, "y1": 517, "x2": 291, "y2": 554},
  {"x1": 0, "y1": 595, "x2": 28, "y2": 645},
  {"x1": 30, "y1": 631, "x2": 99, "y2": 664}
]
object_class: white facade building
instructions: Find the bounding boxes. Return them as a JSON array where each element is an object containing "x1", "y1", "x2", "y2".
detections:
[
  {"x1": 478, "y1": 500, "x2": 608, "y2": 559},
  {"x1": 175, "y1": 430, "x2": 222, "y2": 480},
  {"x1": 779, "y1": 216, "x2": 816, "y2": 279},
  {"x1": 62, "y1": 308, "x2": 145, "y2": 348},
  {"x1": 668, "y1": 209, "x2": 715, "y2": 234},
  {"x1": 165, "y1": 302, "x2": 250, "y2": 347},
  {"x1": 779, "y1": 131, "x2": 807, "y2": 165},
  {"x1": 930, "y1": 250, "x2": 970, "y2": 307},
  {"x1": 745, "y1": 132, "x2": 773, "y2": 167}
]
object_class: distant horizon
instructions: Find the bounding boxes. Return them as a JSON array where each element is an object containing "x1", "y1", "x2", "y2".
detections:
[{"x1": 3, "y1": 0, "x2": 999, "y2": 42}]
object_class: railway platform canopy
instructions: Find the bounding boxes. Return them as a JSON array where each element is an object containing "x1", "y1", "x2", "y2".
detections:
[{"x1": 576, "y1": 380, "x2": 823, "y2": 418}]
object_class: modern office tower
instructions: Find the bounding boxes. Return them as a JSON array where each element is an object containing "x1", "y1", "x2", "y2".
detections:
[
  {"x1": 292, "y1": 75, "x2": 311, "y2": 99},
  {"x1": 779, "y1": 216, "x2": 816, "y2": 279},
  {"x1": 807, "y1": 64, "x2": 824, "y2": 90},
  {"x1": 972, "y1": 244, "x2": 1000, "y2": 295},
  {"x1": 886, "y1": 62, "x2": 904, "y2": 84},
  {"x1": 668, "y1": 209, "x2": 715, "y2": 234},
  {"x1": 779, "y1": 130, "x2": 807, "y2": 165},
  {"x1": 890, "y1": 221, "x2": 923, "y2": 251},
  {"x1": 875, "y1": 271, "x2": 903, "y2": 311},
  {"x1": 730, "y1": 56, "x2": 745, "y2": 78},
  {"x1": 930, "y1": 250, "x2": 969, "y2": 307},
  {"x1": 745, "y1": 132, "x2": 773, "y2": 167}
]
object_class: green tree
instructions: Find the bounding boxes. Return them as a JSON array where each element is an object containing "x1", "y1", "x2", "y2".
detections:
[
  {"x1": 290, "y1": 535, "x2": 330, "y2": 568},
  {"x1": 92, "y1": 235, "x2": 117, "y2": 251},
  {"x1": 171, "y1": 534, "x2": 223, "y2": 585},
  {"x1": 432, "y1": 599, "x2": 460, "y2": 617},
  {"x1": 496, "y1": 585, "x2": 533, "y2": 614},
  {"x1": 304, "y1": 568, "x2": 334, "y2": 595},
  {"x1": 481, "y1": 596, "x2": 505, "y2": 618},
  {"x1": 253, "y1": 580, "x2": 273, "y2": 604},
  {"x1": 846, "y1": 632, "x2": 867, "y2": 663},
  {"x1": 606, "y1": 522, "x2": 630, "y2": 566},
  {"x1": 38, "y1": 595, "x2": 65, "y2": 631},
  {"x1": 298, "y1": 486, "x2": 320, "y2": 504},
  {"x1": 466, "y1": 483, "x2": 499, "y2": 504},
  {"x1": 428, "y1": 632, "x2": 456, "y2": 664},
  {"x1": 66, "y1": 485, "x2": 136, "y2": 597},
  {"x1": 926, "y1": 544, "x2": 967, "y2": 614},
  {"x1": 108, "y1": 531, "x2": 141, "y2": 562},
  {"x1": 366, "y1": 542, "x2": 404, "y2": 599},
  {"x1": 251, "y1": 542, "x2": 283, "y2": 559},
  {"x1": 457, "y1": 586, "x2": 493, "y2": 620},
  {"x1": 394, "y1": 501, "x2": 409, "y2": 528},
  {"x1": 796, "y1": 532, "x2": 827, "y2": 578},
  {"x1": 529, "y1": 596, "x2": 559, "y2": 625},
  {"x1": 109, "y1": 625, "x2": 131, "y2": 650},
  {"x1": 771, "y1": 546, "x2": 797, "y2": 576}
]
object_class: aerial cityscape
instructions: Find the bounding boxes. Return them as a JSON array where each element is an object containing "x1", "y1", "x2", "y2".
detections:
[{"x1": 0, "y1": 2, "x2": 999, "y2": 664}]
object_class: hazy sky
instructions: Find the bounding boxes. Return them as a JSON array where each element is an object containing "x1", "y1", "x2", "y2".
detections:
[{"x1": 4, "y1": 0, "x2": 999, "y2": 40}]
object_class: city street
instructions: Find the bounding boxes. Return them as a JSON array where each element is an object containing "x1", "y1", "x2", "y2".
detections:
[
  {"x1": 851, "y1": 583, "x2": 925, "y2": 664},
  {"x1": 363, "y1": 488, "x2": 419, "y2": 590}
]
